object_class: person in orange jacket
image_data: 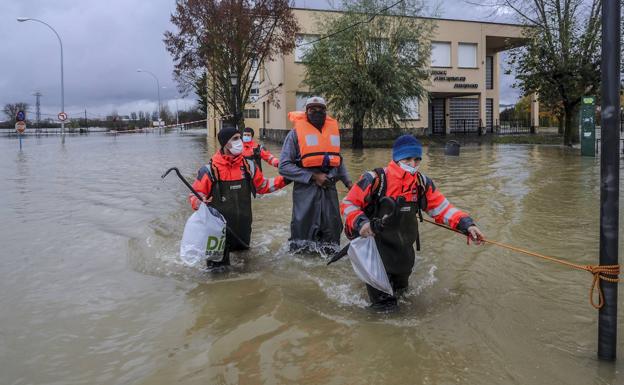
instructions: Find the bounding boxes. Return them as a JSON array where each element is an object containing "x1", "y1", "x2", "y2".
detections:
[
  {"x1": 340, "y1": 134, "x2": 484, "y2": 310},
  {"x1": 242, "y1": 127, "x2": 279, "y2": 171},
  {"x1": 189, "y1": 124, "x2": 287, "y2": 270},
  {"x1": 279, "y1": 96, "x2": 352, "y2": 254}
]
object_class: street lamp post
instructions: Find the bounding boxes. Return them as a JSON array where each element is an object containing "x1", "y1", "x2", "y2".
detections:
[
  {"x1": 230, "y1": 73, "x2": 239, "y2": 129},
  {"x1": 18, "y1": 17, "x2": 65, "y2": 137},
  {"x1": 175, "y1": 99, "x2": 179, "y2": 128},
  {"x1": 137, "y1": 69, "x2": 162, "y2": 126}
]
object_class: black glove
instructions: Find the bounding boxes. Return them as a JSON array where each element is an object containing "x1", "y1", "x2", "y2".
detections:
[{"x1": 370, "y1": 218, "x2": 385, "y2": 233}]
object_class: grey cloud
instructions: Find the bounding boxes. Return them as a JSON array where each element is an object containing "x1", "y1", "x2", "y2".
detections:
[{"x1": 1, "y1": 0, "x2": 523, "y2": 119}]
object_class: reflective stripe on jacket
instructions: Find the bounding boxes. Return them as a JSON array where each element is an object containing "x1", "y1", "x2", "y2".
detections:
[
  {"x1": 243, "y1": 141, "x2": 279, "y2": 168},
  {"x1": 189, "y1": 151, "x2": 286, "y2": 210},
  {"x1": 288, "y1": 111, "x2": 341, "y2": 168},
  {"x1": 340, "y1": 160, "x2": 473, "y2": 237}
]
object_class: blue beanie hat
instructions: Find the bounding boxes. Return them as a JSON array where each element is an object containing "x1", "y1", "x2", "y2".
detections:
[{"x1": 392, "y1": 135, "x2": 422, "y2": 161}]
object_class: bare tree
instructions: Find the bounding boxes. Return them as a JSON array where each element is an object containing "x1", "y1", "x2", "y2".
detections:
[
  {"x1": 164, "y1": 0, "x2": 300, "y2": 128},
  {"x1": 3, "y1": 103, "x2": 29, "y2": 123},
  {"x1": 501, "y1": 0, "x2": 601, "y2": 145}
]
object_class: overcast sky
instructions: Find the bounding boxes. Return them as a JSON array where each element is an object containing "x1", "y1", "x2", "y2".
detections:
[{"x1": 1, "y1": 0, "x2": 520, "y2": 121}]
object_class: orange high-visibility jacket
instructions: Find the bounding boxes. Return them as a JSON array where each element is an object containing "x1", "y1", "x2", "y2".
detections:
[
  {"x1": 341, "y1": 161, "x2": 473, "y2": 237},
  {"x1": 189, "y1": 151, "x2": 286, "y2": 210},
  {"x1": 242, "y1": 140, "x2": 279, "y2": 168},
  {"x1": 288, "y1": 111, "x2": 341, "y2": 168}
]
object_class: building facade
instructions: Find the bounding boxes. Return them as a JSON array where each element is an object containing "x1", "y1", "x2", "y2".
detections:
[{"x1": 207, "y1": 8, "x2": 533, "y2": 140}]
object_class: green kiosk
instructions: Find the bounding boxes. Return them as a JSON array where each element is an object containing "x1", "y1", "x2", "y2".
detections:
[{"x1": 580, "y1": 96, "x2": 596, "y2": 157}]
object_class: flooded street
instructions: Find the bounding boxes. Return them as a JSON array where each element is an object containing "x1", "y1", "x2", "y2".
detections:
[{"x1": 1, "y1": 130, "x2": 623, "y2": 385}]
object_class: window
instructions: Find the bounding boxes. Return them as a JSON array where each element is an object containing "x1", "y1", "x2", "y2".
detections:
[
  {"x1": 243, "y1": 109, "x2": 260, "y2": 119},
  {"x1": 431, "y1": 42, "x2": 451, "y2": 67},
  {"x1": 295, "y1": 34, "x2": 319, "y2": 62},
  {"x1": 366, "y1": 38, "x2": 390, "y2": 61},
  {"x1": 250, "y1": 59, "x2": 260, "y2": 85},
  {"x1": 296, "y1": 92, "x2": 312, "y2": 111},
  {"x1": 250, "y1": 81, "x2": 260, "y2": 96},
  {"x1": 458, "y1": 43, "x2": 478, "y2": 68},
  {"x1": 402, "y1": 97, "x2": 420, "y2": 120},
  {"x1": 399, "y1": 40, "x2": 419, "y2": 63},
  {"x1": 485, "y1": 56, "x2": 493, "y2": 89},
  {"x1": 486, "y1": 98, "x2": 493, "y2": 131}
]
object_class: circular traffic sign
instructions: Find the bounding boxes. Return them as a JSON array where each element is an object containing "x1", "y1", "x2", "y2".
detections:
[
  {"x1": 15, "y1": 121, "x2": 26, "y2": 134},
  {"x1": 16, "y1": 110, "x2": 26, "y2": 122},
  {"x1": 58, "y1": 112, "x2": 68, "y2": 121}
]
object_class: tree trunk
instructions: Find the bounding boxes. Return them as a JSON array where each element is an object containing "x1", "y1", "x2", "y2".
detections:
[
  {"x1": 237, "y1": 116, "x2": 246, "y2": 131},
  {"x1": 557, "y1": 113, "x2": 564, "y2": 135},
  {"x1": 352, "y1": 118, "x2": 364, "y2": 149},
  {"x1": 563, "y1": 105, "x2": 579, "y2": 145}
]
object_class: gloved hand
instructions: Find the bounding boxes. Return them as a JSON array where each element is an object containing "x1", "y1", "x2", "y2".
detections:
[{"x1": 370, "y1": 218, "x2": 385, "y2": 234}]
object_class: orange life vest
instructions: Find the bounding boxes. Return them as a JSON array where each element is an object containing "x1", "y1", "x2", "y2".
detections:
[{"x1": 288, "y1": 111, "x2": 341, "y2": 168}]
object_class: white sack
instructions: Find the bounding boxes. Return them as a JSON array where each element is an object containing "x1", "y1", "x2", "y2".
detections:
[
  {"x1": 180, "y1": 203, "x2": 226, "y2": 266},
  {"x1": 347, "y1": 236, "x2": 393, "y2": 296}
]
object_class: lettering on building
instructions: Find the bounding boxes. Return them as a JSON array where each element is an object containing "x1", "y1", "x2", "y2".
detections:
[{"x1": 431, "y1": 70, "x2": 478, "y2": 89}]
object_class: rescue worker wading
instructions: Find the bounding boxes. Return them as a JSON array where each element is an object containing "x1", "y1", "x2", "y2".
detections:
[
  {"x1": 341, "y1": 135, "x2": 485, "y2": 310},
  {"x1": 279, "y1": 96, "x2": 352, "y2": 254},
  {"x1": 189, "y1": 125, "x2": 287, "y2": 270},
  {"x1": 242, "y1": 127, "x2": 279, "y2": 171}
]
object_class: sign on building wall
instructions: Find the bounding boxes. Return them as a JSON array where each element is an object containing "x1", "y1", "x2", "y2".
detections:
[{"x1": 431, "y1": 70, "x2": 478, "y2": 89}]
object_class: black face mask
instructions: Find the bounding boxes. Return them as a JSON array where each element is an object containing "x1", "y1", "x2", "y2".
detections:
[{"x1": 307, "y1": 110, "x2": 326, "y2": 129}]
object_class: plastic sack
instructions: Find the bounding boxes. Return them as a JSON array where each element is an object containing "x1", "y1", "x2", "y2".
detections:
[
  {"x1": 347, "y1": 236, "x2": 393, "y2": 296},
  {"x1": 180, "y1": 203, "x2": 227, "y2": 266}
]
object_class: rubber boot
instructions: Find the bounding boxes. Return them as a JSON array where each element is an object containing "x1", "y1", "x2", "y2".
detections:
[
  {"x1": 366, "y1": 284, "x2": 398, "y2": 312},
  {"x1": 206, "y1": 245, "x2": 231, "y2": 272}
]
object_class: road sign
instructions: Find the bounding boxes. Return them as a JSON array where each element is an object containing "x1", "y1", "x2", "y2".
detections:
[
  {"x1": 15, "y1": 121, "x2": 26, "y2": 134},
  {"x1": 16, "y1": 110, "x2": 26, "y2": 122},
  {"x1": 58, "y1": 112, "x2": 68, "y2": 121}
]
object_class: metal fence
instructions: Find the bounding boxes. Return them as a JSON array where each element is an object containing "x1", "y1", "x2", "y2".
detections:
[
  {"x1": 431, "y1": 119, "x2": 446, "y2": 135},
  {"x1": 430, "y1": 111, "x2": 623, "y2": 135},
  {"x1": 497, "y1": 119, "x2": 532, "y2": 135},
  {"x1": 449, "y1": 119, "x2": 481, "y2": 134}
]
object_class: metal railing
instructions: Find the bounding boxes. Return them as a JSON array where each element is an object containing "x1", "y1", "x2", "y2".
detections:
[
  {"x1": 497, "y1": 119, "x2": 532, "y2": 135},
  {"x1": 431, "y1": 119, "x2": 446, "y2": 135},
  {"x1": 449, "y1": 118, "x2": 481, "y2": 134}
]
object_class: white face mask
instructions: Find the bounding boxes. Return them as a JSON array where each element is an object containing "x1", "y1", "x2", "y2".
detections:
[
  {"x1": 228, "y1": 139, "x2": 243, "y2": 155},
  {"x1": 399, "y1": 161, "x2": 419, "y2": 175}
]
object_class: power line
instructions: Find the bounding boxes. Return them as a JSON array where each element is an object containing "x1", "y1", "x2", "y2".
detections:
[{"x1": 296, "y1": 0, "x2": 405, "y2": 47}]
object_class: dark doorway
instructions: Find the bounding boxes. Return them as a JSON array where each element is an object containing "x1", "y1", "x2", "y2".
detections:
[{"x1": 429, "y1": 98, "x2": 446, "y2": 135}]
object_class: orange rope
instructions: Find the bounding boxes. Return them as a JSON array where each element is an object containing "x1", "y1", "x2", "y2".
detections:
[{"x1": 422, "y1": 217, "x2": 620, "y2": 309}]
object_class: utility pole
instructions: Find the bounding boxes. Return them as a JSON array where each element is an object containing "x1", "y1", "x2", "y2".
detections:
[
  {"x1": 84, "y1": 109, "x2": 88, "y2": 131},
  {"x1": 175, "y1": 99, "x2": 180, "y2": 128},
  {"x1": 33, "y1": 91, "x2": 42, "y2": 132},
  {"x1": 597, "y1": 0, "x2": 620, "y2": 362}
]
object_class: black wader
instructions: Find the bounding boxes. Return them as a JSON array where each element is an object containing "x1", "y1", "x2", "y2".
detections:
[
  {"x1": 208, "y1": 161, "x2": 255, "y2": 267},
  {"x1": 365, "y1": 170, "x2": 423, "y2": 309},
  {"x1": 245, "y1": 145, "x2": 263, "y2": 172},
  {"x1": 289, "y1": 180, "x2": 343, "y2": 253}
]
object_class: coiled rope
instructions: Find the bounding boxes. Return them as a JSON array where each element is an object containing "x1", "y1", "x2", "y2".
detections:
[{"x1": 422, "y1": 218, "x2": 620, "y2": 309}]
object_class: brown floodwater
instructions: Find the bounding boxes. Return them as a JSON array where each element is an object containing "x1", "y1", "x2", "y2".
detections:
[{"x1": 1, "y1": 130, "x2": 623, "y2": 385}]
